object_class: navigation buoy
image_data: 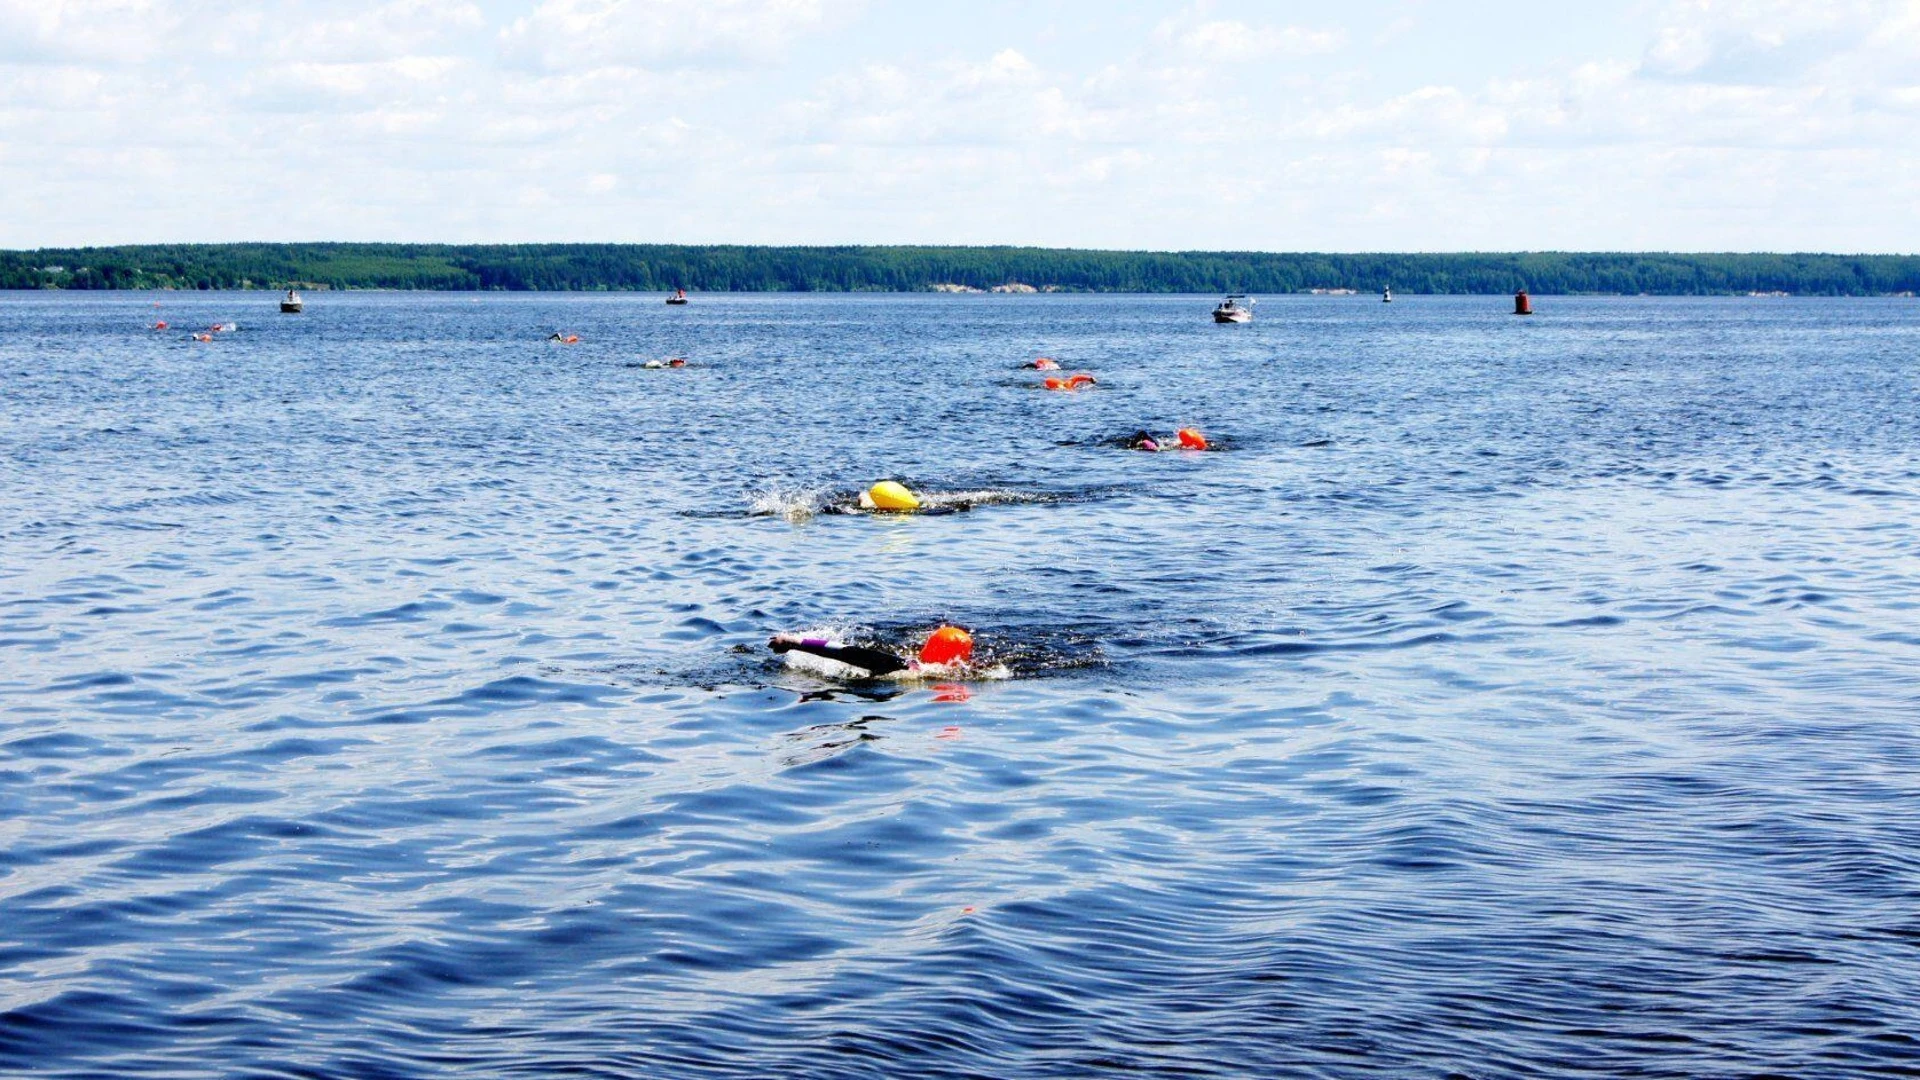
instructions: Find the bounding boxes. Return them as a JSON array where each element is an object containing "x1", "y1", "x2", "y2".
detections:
[
  {"x1": 919, "y1": 626, "x2": 974, "y2": 665},
  {"x1": 863, "y1": 480, "x2": 921, "y2": 512},
  {"x1": 1514, "y1": 290, "x2": 1532, "y2": 316},
  {"x1": 1177, "y1": 428, "x2": 1208, "y2": 450}
]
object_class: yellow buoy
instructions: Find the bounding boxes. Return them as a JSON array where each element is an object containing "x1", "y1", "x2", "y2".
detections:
[{"x1": 862, "y1": 481, "x2": 921, "y2": 512}]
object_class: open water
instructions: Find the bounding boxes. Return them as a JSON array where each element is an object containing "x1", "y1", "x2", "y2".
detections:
[{"x1": 2, "y1": 291, "x2": 1919, "y2": 1078}]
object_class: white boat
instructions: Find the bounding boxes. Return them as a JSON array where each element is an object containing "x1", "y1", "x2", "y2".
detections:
[
  {"x1": 280, "y1": 289, "x2": 303, "y2": 313},
  {"x1": 666, "y1": 288, "x2": 688, "y2": 305},
  {"x1": 1211, "y1": 294, "x2": 1253, "y2": 323}
]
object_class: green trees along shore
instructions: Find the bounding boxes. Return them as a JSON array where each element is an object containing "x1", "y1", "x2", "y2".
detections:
[{"x1": 2, "y1": 243, "x2": 1916, "y2": 295}]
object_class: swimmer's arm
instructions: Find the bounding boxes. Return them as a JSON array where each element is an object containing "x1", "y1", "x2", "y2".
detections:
[{"x1": 769, "y1": 635, "x2": 911, "y2": 676}]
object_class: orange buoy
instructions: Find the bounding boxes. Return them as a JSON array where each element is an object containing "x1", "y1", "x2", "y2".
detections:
[
  {"x1": 1514, "y1": 290, "x2": 1532, "y2": 315},
  {"x1": 919, "y1": 626, "x2": 974, "y2": 665},
  {"x1": 1177, "y1": 428, "x2": 1208, "y2": 450},
  {"x1": 151, "y1": 321, "x2": 168, "y2": 330}
]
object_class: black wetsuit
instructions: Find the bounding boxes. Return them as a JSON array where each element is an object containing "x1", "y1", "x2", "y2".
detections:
[{"x1": 770, "y1": 637, "x2": 911, "y2": 677}]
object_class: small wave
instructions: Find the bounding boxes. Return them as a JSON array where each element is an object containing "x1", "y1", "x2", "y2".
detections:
[
  {"x1": 747, "y1": 485, "x2": 835, "y2": 521},
  {"x1": 915, "y1": 488, "x2": 1060, "y2": 511}
]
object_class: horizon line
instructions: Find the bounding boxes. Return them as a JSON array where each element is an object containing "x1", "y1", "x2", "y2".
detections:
[{"x1": 6, "y1": 242, "x2": 1919, "y2": 259}]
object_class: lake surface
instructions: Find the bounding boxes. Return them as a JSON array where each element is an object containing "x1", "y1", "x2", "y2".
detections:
[{"x1": 3, "y1": 291, "x2": 1918, "y2": 1078}]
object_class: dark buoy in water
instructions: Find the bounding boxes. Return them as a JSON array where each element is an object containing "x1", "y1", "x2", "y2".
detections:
[{"x1": 1514, "y1": 290, "x2": 1533, "y2": 316}]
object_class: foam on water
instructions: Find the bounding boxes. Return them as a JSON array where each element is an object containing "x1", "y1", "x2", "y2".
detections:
[{"x1": 747, "y1": 484, "x2": 833, "y2": 521}]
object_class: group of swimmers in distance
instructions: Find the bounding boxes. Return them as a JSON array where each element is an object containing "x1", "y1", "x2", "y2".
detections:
[
  {"x1": 156, "y1": 319, "x2": 237, "y2": 342},
  {"x1": 767, "y1": 352, "x2": 1212, "y2": 683},
  {"x1": 546, "y1": 331, "x2": 692, "y2": 369},
  {"x1": 1026, "y1": 355, "x2": 1096, "y2": 391}
]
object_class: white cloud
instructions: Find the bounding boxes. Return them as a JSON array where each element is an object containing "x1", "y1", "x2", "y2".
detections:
[
  {"x1": 1156, "y1": 17, "x2": 1344, "y2": 62},
  {"x1": 0, "y1": 1, "x2": 1916, "y2": 250},
  {"x1": 496, "y1": 0, "x2": 853, "y2": 72},
  {"x1": 782, "y1": 49, "x2": 1107, "y2": 148},
  {"x1": 0, "y1": 0, "x2": 181, "y2": 64},
  {"x1": 1642, "y1": 0, "x2": 1917, "y2": 82}
]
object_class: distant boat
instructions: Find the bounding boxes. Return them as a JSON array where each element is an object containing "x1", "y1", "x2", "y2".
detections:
[
  {"x1": 1383, "y1": 286, "x2": 1393, "y2": 303},
  {"x1": 1211, "y1": 294, "x2": 1254, "y2": 323},
  {"x1": 666, "y1": 288, "x2": 689, "y2": 306},
  {"x1": 280, "y1": 289, "x2": 303, "y2": 313}
]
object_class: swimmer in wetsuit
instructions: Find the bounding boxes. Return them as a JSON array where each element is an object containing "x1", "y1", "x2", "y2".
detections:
[
  {"x1": 1122, "y1": 428, "x2": 1208, "y2": 452},
  {"x1": 770, "y1": 626, "x2": 973, "y2": 678}
]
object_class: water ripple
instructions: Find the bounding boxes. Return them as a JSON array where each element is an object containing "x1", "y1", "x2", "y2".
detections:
[{"x1": 2, "y1": 293, "x2": 1919, "y2": 1077}]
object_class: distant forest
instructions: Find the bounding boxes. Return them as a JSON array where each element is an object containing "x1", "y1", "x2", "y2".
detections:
[{"x1": 3, "y1": 243, "x2": 1917, "y2": 295}]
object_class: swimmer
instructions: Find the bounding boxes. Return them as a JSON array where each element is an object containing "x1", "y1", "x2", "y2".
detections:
[
  {"x1": 1026, "y1": 357, "x2": 1061, "y2": 370},
  {"x1": 548, "y1": 332, "x2": 580, "y2": 344},
  {"x1": 770, "y1": 625, "x2": 974, "y2": 679},
  {"x1": 642, "y1": 357, "x2": 689, "y2": 369},
  {"x1": 1123, "y1": 427, "x2": 1209, "y2": 451}
]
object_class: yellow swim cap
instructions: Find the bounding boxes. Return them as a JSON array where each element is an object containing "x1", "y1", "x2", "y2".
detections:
[{"x1": 864, "y1": 481, "x2": 921, "y2": 512}]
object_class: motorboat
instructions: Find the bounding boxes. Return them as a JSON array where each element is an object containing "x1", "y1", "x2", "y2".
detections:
[
  {"x1": 1211, "y1": 294, "x2": 1253, "y2": 323},
  {"x1": 280, "y1": 289, "x2": 303, "y2": 313},
  {"x1": 666, "y1": 288, "x2": 689, "y2": 305}
]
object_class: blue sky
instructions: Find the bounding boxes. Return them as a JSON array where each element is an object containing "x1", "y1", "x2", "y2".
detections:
[{"x1": 2, "y1": 1, "x2": 1916, "y2": 251}]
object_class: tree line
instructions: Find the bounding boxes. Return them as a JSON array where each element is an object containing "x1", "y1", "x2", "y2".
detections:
[{"x1": 2, "y1": 243, "x2": 1916, "y2": 295}]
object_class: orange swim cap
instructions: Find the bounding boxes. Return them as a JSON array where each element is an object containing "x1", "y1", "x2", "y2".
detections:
[
  {"x1": 1177, "y1": 428, "x2": 1208, "y2": 450},
  {"x1": 919, "y1": 626, "x2": 973, "y2": 665}
]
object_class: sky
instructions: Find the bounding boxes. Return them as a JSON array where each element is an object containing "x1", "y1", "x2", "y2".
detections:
[{"x1": 2, "y1": 0, "x2": 1917, "y2": 251}]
